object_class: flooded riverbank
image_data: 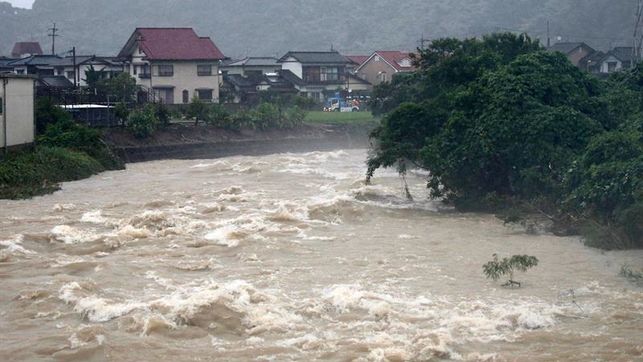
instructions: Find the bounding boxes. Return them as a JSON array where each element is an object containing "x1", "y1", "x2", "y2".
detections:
[{"x1": 1, "y1": 149, "x2": 641, "y2": 361}]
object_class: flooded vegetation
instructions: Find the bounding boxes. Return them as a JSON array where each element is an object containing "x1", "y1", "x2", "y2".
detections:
[{"x1": 1, "y1": 150, "x2": 641, "y2": 361}]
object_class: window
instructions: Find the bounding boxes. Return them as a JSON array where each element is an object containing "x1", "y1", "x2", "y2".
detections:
[
  {"x1": 374, "y1": 55, "x2": 381, "y2": 62},
  {"x1": 197, "y1": 64, "x2": 213, "y2": 76},
  {"x1": 158, "y1": 65, "x2": 174, "y2": 77},
  {"x1": 182, "y1": 90, "x2": 189, "y2": 104},
  {"x1": 320, "y1": 67, "x2": 339, "y2": 82},
  {"x1": 154, "y1": 88, "x2": 174, "y2": 104},
  {"x1": 377, "y1": 71, "x2": 388, "y2": 82},
  {"x1": 0, "y1": 96, "x2": 3, "y2": 114},
  {"x1": 197, "y1": 89, "x2": 213, "y2": 102},
  {"x1": 66, "y1": 71, "x2": 75, "y2": 79}
]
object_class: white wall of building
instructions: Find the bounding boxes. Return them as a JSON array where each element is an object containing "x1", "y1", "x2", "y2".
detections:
[
  {"x1": 280, "y1": 57, "x2": 303, "y2": 78},
  {"x1": 1, "y1": 76, "x2": 35, "y2": 148},
  {"x1": 600, "y1": 55, "x2": 623, "y2": 73}
]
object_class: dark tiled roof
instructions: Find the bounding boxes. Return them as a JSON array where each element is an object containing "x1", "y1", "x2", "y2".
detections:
[
  {"x1": 119, "y1": 28, "x2": 225, "y2": 61},
  {"x1": 38, "y1": 75, "x2": 74, "y2": 88},
  {"x1": 278, "y1": 51, "x2": 350, "y2": 65},
  {"x1": 225, "y1": 57, "x2": 280, "y2": 67},
  {"x1": 548, "y1": 42, "x2": 594, "y2": 55},
  {"x1": 609, "y1": 47, "x2": 636, "y2": 63},
  {"x1": 224, "y1": 74, "x2": 258, "y2": 88},
  {"x1": 11, "y1": 42, "x2": 43, "y2": 57},
  {"x1": 9, "y1": 55, "x2": 64, "y2": 66},
  {"x1": 278, "y1": 69, "x2": 306, "y2": 86}
]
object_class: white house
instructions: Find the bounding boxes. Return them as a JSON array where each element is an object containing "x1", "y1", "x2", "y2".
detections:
[
  {"x1": 1, "y1": 74, "x2": 36, "y2": 149},
  {"x1": 117, "y1": 28, "x2": 226, "y2": 104}
]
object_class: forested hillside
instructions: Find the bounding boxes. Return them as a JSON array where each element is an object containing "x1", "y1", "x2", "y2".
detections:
[{"x1": 0, "y1": 0, "x2": 638, "y2": 58}]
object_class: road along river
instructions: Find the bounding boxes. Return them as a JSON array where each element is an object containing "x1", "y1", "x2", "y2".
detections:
[{"x1": 1, "y1": 149, "x2": 642, "y2": 361}]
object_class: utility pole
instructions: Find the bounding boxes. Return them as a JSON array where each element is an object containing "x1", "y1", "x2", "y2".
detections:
[
  {"x1": 634, "y1": 0, "x2": 643, "y2": 62},
  {"x1": 72, "y1": 46, "x2": 77, "y2": 88},
  {"x1": 48, "y1": 23, "x2": 59, "y2": 55},
  {"x1": 419, "y1": 34, "x2": 431, "y2": 49},
  {"x1": 547, "y1": 21, "x2": 551, "y2": 48}
]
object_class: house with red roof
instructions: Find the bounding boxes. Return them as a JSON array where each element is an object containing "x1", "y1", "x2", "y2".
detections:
[
  {"x1": 117, "y1": 28, "x2": 226, "y2": 104},
  {"x1": 356, "y1": 51, "x2": 415, "y2": 86},
  {"x1": 11, "y1": 42, "x2": 43, "y2": 58}
]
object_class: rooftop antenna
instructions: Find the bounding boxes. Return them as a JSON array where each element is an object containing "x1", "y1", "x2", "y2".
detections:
[{"x1": 48, "y1": 23, "x2": 59, "y2": 55}]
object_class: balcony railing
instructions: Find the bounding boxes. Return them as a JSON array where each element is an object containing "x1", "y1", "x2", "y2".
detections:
[{"x1": 139, "y1": 73, "x2": 151, "y2": 79}]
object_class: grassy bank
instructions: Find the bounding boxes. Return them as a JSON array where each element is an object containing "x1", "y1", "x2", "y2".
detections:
[
  {"x1": 0, "y1": 147, "x2": 106, "y2": 199},
  {"x1": 305, "y1": 111, "x2": 378, "y2": 125}
]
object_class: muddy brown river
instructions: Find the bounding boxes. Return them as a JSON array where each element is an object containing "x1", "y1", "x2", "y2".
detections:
[{"x1": 1, "y1": 149, "x2": 642, "y2": 361}]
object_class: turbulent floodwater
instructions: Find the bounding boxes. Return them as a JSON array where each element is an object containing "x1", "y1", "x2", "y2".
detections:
[{"x1": 1, "y1": 149, "x2": 642, "y2": 361}]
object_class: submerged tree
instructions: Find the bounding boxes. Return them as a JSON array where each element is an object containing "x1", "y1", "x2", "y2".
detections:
[{"x1": 483, "y1": 254, "x2": 539, "y2": 288}]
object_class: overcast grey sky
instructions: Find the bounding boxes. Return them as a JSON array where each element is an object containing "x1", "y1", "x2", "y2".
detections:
[{"x1": 7, "y1": 0, "x2": 34, "y2": 8}]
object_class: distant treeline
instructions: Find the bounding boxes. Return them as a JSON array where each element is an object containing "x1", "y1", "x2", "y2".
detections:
[{"x1": 367, "y1": 33, "x2": 642, "y2": 249}]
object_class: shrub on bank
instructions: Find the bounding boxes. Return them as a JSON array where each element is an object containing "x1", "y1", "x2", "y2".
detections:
[
  {"x1": 0, "y1": 147, "x2": 105, "y2": 199},
  {"x1": 127, "y1": 105, "x2": 159, "y2": 139},
  {"x1": 38, "y1": 116, "x2": 124, "y2": 170}
]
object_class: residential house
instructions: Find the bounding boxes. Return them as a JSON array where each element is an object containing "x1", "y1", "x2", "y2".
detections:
[
  {"x1": 222, "y1": 72, "x2": 296, "y2": 104},
  {"x1": 222, "y1": 57, "x2": 281, "y2": 78},
  {"x1": 355, "y1": 51, "x2": 415, "y2": 86},
  {"x1": 595, "y1": 47, "x2": 638, "y2": 73},
  {"x1": 1, "y1": 74, "x2": 36, "y2": 149},
  {"x1": 220, "y1": 57, "x2": 297, "y2": 103},
  {"x1": 118, "y1": 28, "x2": 226, "y2": 104},
  {"x1": 548, "y1": 42, "x2": 596, "y2": 68},
  {"x1": 8, "y1": 55, "x2": 64, "y2": 77},
  {"x1": 277, "y1": 51, "x2": 370, "y2": 101},
  {"x1": 11, "y1": 41, "x2": 43, "y2": 58},
  {"x1": 51, "y1": 56, "x2": 125, "y2": 87}
]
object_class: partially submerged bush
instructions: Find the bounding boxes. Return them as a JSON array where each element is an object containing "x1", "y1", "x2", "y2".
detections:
[
  {"x1": 0, "y1": 147, "x2": 105, "y2": 199},
  {"x1": 483, "y1": 254, "x2": 539, "y2": 288}
]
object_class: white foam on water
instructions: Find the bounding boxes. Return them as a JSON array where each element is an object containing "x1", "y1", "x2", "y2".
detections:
[
  {"x1": 0, "y1": 234, "x2": 34, "y2": 255},
  {"x1": 50, "y1": 225, "x2": 104, "y2": 244},
  {"x1": 52, "y1": 203, "x2": 77, "y2": 212},
  {"x1": 80, "y1": 210, "x2": 107, "y2": 224},
  {"x1": 59, "y1": 273, "x2": 306, "y2": 338}
]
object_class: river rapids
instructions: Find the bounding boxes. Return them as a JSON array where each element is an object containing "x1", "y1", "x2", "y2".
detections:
[{"x1": 1, "y1": 149, "x2": 642, "y2": 361}]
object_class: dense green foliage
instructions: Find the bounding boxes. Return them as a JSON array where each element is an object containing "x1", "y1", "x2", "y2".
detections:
[
  {"x1": 127, "y1": 105, "x2": 160, "y2": 138},
  {"x1": 0, "y1": 1, "x2": 636, "y2": 58},
  {"x1": 367, "y1": 33, "x2": 643, "y2": 249},
  {"x1": 183, "y1": 101, "x2": 309, "y2": 131}
]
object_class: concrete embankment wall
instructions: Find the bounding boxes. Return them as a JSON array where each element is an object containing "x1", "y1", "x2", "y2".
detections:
[{"x1": 114, "y1": 128, "x2": 371, "y2": 163}]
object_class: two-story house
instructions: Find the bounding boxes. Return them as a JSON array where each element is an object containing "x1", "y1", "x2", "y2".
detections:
[
  {"x1": 117, "y1": 28, "x2": 226, "y2": 104},
  {"x1": 277, "y1": 51, "x2": 370, "y2": 101},
  {"x1": 355, "y1": 51, "x2": 415, "y2": 86}
]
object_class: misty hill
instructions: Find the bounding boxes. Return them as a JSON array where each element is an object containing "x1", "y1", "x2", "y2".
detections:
[{"x1": 0, "y1": 0, "x2": 638, "y2": 58}]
